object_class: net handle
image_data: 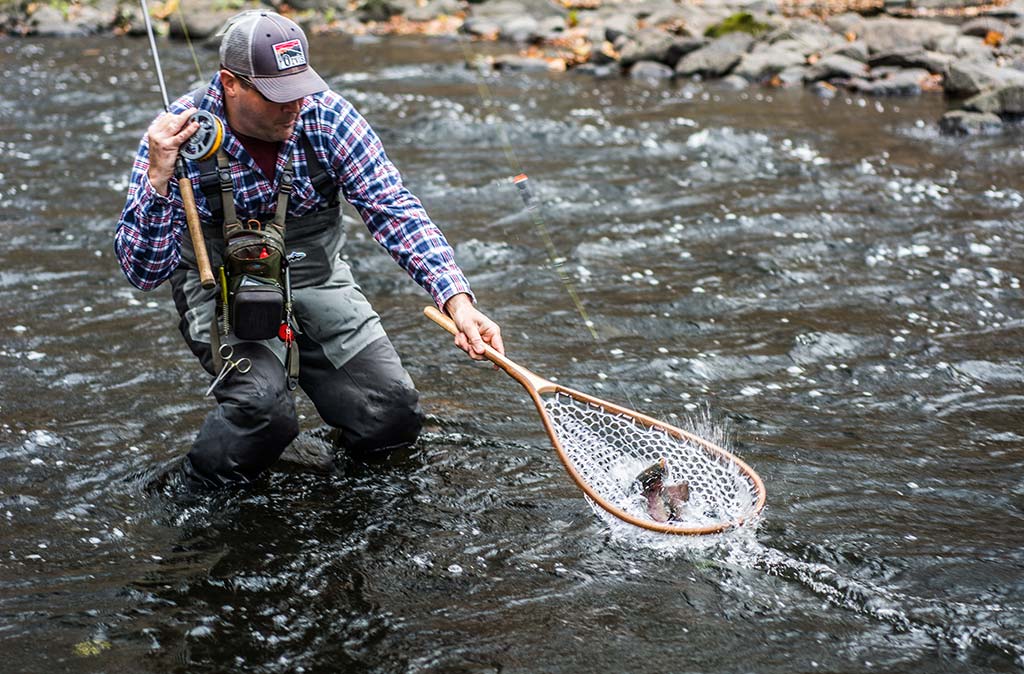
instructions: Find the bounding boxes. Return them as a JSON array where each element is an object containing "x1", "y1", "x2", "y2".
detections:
[{"x1": 424, "y1": 306, "x2": 555, "y2": 394}]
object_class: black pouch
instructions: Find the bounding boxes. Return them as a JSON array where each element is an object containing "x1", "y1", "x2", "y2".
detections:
[
  {"x1": 224, "y1": 227, "x2": 286, "y2": 341},
  {"x1": 231, "y1": 275, "x2": 283, "y2": 340}
]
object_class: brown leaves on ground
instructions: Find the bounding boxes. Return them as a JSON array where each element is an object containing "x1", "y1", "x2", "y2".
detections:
[
  {"x1": 984, "y1": 30, "x2": 1004, "y2": 46},
  {"x1": 920, "y1": 72, "x2": 945, "y2": 92},
  {"x1": 779, "y1": 0, "x2": 1009, "y2": 18}
]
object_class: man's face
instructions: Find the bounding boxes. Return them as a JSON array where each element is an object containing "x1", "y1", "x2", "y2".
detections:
[{"x1": 221, "y1": 70, "x2": 302, "y2": 142}]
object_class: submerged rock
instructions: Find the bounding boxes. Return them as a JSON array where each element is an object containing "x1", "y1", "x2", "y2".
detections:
[
  {"x1": 964, "y1": 84, "x2": 1024, "y2": 114},
  {"x1": 944, "y1": 61, "x2": 1024, "y2": 98},
  {"x1": 938, "y1": 109, "x2": 1004, "y2": 134},
  {"x1": 629, "y1": 60, "x2": 674, "y2": 81}
]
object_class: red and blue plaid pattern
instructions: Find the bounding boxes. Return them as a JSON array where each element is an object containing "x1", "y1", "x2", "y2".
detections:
[{"x1": 114, "y1": 73, "x2": 473, "y2": 308}]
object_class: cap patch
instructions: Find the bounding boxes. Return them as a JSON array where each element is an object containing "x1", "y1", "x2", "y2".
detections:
[{"x1": 272, "y1": 39, "x2": 306, "y2": 70}]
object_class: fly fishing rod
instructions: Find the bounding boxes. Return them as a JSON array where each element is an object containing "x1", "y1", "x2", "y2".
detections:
[{"x1": 139, "y1": 0, "x2": 222, "y2": 289}]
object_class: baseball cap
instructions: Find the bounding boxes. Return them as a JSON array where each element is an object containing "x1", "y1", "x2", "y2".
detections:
[{"x1": 218, "y1": 11, "x2": 327, "y2": 103}]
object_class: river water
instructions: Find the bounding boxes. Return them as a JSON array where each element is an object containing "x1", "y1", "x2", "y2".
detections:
[{"x1": 1, "y1": 32, "x2": 1022, "y2": 673}]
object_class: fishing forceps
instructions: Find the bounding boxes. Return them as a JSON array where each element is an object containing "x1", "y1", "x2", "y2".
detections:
[{"x1": 205, "y1": 343, "x2": 253, "y2": 397}]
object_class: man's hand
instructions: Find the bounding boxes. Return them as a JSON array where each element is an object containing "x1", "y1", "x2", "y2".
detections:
[
  {"x1": 146, "y1": 111, "x2": 199, "y2": 196},
  {"x1": 444, "y1": 293, "x2": 505, "y2": 360}
]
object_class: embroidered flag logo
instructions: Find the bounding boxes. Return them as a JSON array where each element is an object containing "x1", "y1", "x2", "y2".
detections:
[{"x1": 272, "y1": 39, "x2": 307, "y2": 70}]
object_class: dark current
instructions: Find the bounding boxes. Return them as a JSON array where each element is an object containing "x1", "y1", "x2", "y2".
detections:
[{"x1": 1, "y1": 32, "x2": 1022, "y2": 673}]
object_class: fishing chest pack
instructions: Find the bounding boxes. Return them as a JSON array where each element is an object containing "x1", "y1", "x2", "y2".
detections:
[{"x1": 187, "y1": 89, "x2": 343, "y2": 385}]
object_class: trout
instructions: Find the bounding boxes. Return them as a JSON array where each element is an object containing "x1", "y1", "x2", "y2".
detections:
[{"x1": 635, "y1": 458, "x2": 690, "y2": 522}]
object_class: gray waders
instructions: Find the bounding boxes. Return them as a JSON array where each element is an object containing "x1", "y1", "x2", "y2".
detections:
[{"x1": 170, "y1": 137, "x2": 423, "y2": 489}]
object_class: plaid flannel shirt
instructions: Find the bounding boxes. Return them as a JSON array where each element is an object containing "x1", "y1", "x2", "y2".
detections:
[{"x1": 114, "y1": 73, "x2": 473, "y2": 308}]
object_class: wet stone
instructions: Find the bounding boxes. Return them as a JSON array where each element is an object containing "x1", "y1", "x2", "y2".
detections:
[
  {"x1": 939, "y1": 110, "x2": 1004, "y2": 135},
  {"x1": 964, "y1": 84, "x2": 1024, "y2": 114},
  {"x1": 629, "y1": 60, "x2": 674, "y2": 82}
]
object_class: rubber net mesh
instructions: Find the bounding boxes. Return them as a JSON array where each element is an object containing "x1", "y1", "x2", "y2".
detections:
[{"x1": 543, "y1": 392, "x2": 760, "y2": 530}]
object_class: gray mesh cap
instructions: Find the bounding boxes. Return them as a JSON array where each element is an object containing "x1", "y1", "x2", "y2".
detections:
[{"x1": 219, "y1": 11, "x2": 327, "y2": 103}]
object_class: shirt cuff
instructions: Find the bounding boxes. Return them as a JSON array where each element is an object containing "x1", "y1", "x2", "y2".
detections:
[
  {"x1": 430, "y1": 272, "x2": 475, "y2": 309},
  {"x1": 139, "y1": 174, "x2": 175, "y2": 212}
]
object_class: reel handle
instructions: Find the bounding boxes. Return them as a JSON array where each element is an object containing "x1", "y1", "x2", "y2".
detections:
[{"x1": 176, "y1": 157, "x2": 215, "y2": 289}]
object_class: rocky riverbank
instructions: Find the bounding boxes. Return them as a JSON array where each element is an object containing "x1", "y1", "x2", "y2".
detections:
[{"x1": 5, "y1": 0, "x2": 1024, "y2": 134}]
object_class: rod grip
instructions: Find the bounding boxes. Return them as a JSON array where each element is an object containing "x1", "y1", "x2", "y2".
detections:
[{"x1": 178, "y1": 171, "x2": 215, "y2": 290}]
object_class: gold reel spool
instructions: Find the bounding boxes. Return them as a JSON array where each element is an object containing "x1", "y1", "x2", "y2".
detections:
[{"x1": 180, "y1": 110, "x2": 224, "y2": 162}]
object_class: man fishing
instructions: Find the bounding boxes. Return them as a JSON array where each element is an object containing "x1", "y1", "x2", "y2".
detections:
[{"x1": 115, "y1": 10, "x2": 503, "y2": 488}]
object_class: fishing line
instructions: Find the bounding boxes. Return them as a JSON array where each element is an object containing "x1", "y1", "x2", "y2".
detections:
[
  {"x1": 137, "y1": 0, "x2": 220, "y2": 288},
  {"x1": 456, "y1": 38, "x2": 600, "y2": 344},
  {"x1": 138, "y1": 0, "x2": 222, "y2": 161},
  {"x1": 173, "y1": 1, "x2": 205, "y2": 83},
  {"x1": 454, "y1": 35, "x2": 655, "y2": 417}
]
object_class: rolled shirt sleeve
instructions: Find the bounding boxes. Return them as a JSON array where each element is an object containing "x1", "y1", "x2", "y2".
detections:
[
  {"x1": 114, "y1": 82, "x2": 474, "y2": 307},
  {"x1": 114, "y1": 111, "x2": 192, "y2": 291},
  {"x1": 320, "y1": 93, "x2": 474, "y2": 308}
]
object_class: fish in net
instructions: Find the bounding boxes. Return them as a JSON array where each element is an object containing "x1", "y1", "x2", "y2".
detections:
[
  {"x1": 543, "y1": 392, "x2": 763, "y2": 534},
  {"x1": 425, "y1": 307, "x2": 766, "y2": 535}
]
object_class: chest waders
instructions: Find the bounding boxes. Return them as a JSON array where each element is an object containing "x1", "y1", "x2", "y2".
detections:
[
  {"x1": 196, "y1": 142, "x2": 342, "y2": 392},
  {"x1": 210, "y1": 145, "x2": 300, "y2": 387}
]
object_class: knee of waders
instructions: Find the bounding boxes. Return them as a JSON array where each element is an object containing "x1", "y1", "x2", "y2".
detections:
[
  {"x1": 185, "y1": 371, "x2": 300, "y2": 488},
  {"x1": 343, "y1": 384, "x2": 424, "y2": 460}
]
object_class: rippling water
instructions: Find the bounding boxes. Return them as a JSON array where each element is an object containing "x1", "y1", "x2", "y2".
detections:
[{"x1": 1, "y1": 33, "x2": 1022, "y2": 672}]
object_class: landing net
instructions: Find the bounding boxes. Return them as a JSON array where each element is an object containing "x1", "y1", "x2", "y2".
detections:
[{"x1": 542, "y1": 392, "x2": 762, "y2": 532}]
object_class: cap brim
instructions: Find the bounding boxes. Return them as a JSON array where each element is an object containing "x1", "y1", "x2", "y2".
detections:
[{"x1": 253, "y1": 67, "x2": 328, "y2": 103}]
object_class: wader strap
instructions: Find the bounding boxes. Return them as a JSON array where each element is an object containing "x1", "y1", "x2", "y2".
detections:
[
  {"x1": 189, "y1": 86, "x2": 337, "y2": 219},
  {"x1": 216, "y1": 148, "x2": 238, "y2": 235},
  {"x1": 272, "y1": 160, "x2": 294, "y2": 230},
  {"x1": 299, "y1": 133, "x2": 338, "y2": 207}
]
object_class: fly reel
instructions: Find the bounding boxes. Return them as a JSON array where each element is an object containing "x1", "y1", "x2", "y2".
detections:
[{"x1": 180, "y1": 110, "x2": 224, "y2": 162}]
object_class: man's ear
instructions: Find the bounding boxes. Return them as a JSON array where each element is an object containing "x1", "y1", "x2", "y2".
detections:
[{"x1": 220, "y1": 69, "x2": 238, "y2": 96}]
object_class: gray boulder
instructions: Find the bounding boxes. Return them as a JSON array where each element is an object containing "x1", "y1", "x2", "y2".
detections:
[
  {"x1": 169, "y1": 2, "x2": 237, "y2": 40},
  {"x1": 866, "y1": 68, "x2": 931, "y2": 96},
  {"x1": 629, "y1": 60, "x2": 675, "y2": 82},
  {"x1": 961, "y1": 17, "x2": 1013, "y2": 38},
  {"x1": 776, "y1": 64, "x2": 808, "y2": 86},
  {"x1": 945, "y1": 61, "x2": 1024, "y2": 98},
  {"x1": 733, "y1": 46, "x2": 805, "y2": 80},
  {"x1": 664, "y1": 37, "x2": 707, "y2": 67},
  {"x1": 938, "y1": 110, "x2": 1004, "y2": 135},
  {"x1": 30, "y1": 4, "x2": 109, "y2": 36},
  {"x1": 672, "y1": 4, "x2": 729, "y2": 38},
  {"x1": 868, "y1": 48, "x2": 951, "y2": 73},
  {"x1": 721, "y1": 73, "x2": 750, "y2": 90},
  {"x1": 675, "y1": 32, "x2": 755, "y2": 78},
  {"x1": 406, "y1": 0, "x2": 463, "y2": 22},
  {"x1": 572, "y1": 63, "x2": 618, "y2": 78},
  {"x1": 853, "y1": 18, "x2": 959, "y2": 55},
  {"x1": 498, "y1": 15, "x2": 540, "y2": 43},
  {"x1": 803, "y1": 53, "x2": 870, "y2": 81},
  {"x1": 532, "y1": 15, "x2": 567, "y2": 41},
  {"x1": 462, "y1": 17, "x2": 500, "y2": 38},
  {"x1": 826, "y1": 40, "x2": 869, "y2": 62},
  {"x1": 964, "y1": 84, "x2": 1024, "y2": 113},
  {"x1": 826, "y1": 12, "x2": 863, "y2": 36},
  {"x1": 983, "y1": 0, "x2": 1024, "y2": 23},
  {"x1": 948, "y1": 36, "x2": 996, "y2": 61},
  {"x1": 493, "y1": 54, "x2": 553, "y2": 72},
  {"x1": 596, "y1": 12, "x2": 638, "y2": 42},
  {"x1": 809, "y1": 80, "x2": 839, "y2": 98},
  {"x1": 767, "y1": 18, "x2": 841, "y2": 54},
  {"x1": 471, "y1": 0, "x2": 558, "y2": 19},
  {"x1": 619, "y1": 28, "x2": 676, "y2": 67}
]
